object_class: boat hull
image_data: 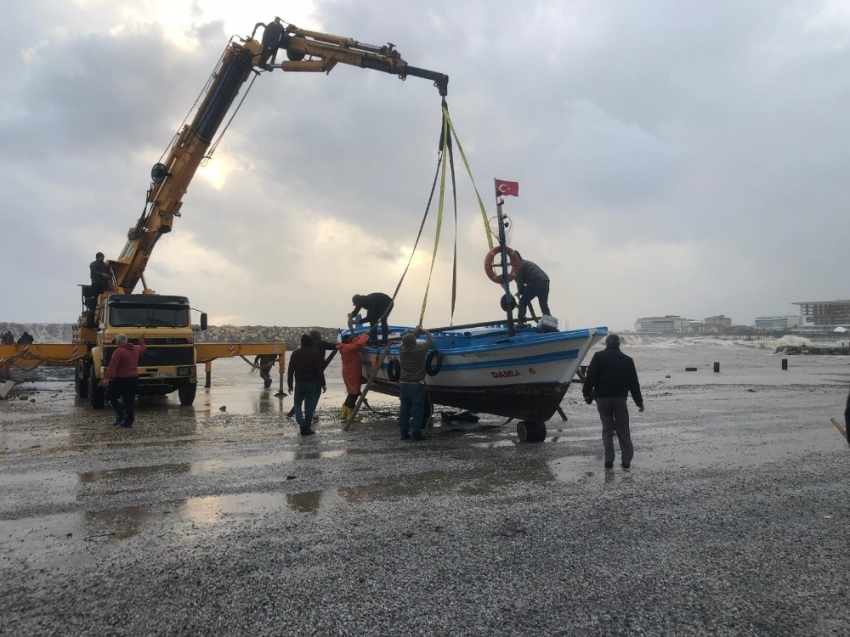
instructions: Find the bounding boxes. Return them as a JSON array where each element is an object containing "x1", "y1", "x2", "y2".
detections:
[{"x1": 357, "y1": 325, "x2": 607, "y2": 422}]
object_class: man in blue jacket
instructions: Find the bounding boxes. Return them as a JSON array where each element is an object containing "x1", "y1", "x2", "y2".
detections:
[{"x1": 582, "y1": 333, "x2": 644, "y2": 469}]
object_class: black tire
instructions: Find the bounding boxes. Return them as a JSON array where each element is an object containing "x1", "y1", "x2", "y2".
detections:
[
  {"x1": 517, "y1": 421, "x2": 546, "y2": 443},
  {"x1": 500, "y1": 295, "x2": 517, "y2": 312},
  {"x1": 178, "y1": 383, "x2": 197, "y2": 406},
  {"x1": 387, "y1": 359, "x2": 401, "y2": 382},
  {"x1": 75, "y1": 363, "x2": 89, "y2": 399},
  {"x1": 89, "y1": 372, "x2": 105, "y2": 409},
  {"x1": 425, "y1": 350, "x2": 443, "y2": 376}
]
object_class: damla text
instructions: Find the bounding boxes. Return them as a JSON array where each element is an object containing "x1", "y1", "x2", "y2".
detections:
[{"x1": 490, "y1": 367, "x2": 536, "y2": 378}]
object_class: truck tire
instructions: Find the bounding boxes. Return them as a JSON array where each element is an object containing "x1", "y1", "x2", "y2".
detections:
[
  {"x1": 89, "y1": 372, "x2": 105, "y2": 409},
  {"x1": 178, "y1": 383, "x2": 197, "y2": 406}
]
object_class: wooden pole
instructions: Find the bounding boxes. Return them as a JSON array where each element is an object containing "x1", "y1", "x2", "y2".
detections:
[
  {"x1": 830, "y1": 417, "x2": 848, "y2": 441},
  {"x1": 344, "y1": 340, "x2": 395, "y2": 431}
]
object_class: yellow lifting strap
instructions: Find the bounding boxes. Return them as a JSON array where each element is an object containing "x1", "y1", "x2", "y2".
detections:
[
  {"x1": 419, "y1": 114, "x2": 449, "y2": 325},
  {"x1": 442, "y1": 107, "x2": 494, "y2": 251}
]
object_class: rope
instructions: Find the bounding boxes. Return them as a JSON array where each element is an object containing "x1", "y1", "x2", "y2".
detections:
[
  {"x1": 442, "y1": 107, "x2": 493, "y2": 250},
  {"x1": 418, "y1": 114, "x2": 449, "y2": 325}
]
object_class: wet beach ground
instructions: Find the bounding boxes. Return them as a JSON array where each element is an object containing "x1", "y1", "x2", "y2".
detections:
[{"x1": 1, "y1": 343, "x2": 849, "y2": 635}]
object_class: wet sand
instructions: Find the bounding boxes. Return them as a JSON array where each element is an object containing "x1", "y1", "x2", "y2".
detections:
[{"x1": 1, "y1": 349, "x2": 849, "y2": 636}]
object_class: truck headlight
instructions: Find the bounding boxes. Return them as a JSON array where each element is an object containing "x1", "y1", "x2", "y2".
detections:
[{"x1": 177, "y1": 367, "x2": 191, "y2": 377}]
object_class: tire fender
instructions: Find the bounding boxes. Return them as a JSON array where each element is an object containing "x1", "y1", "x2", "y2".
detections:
[{"x1": 425, "y1": 350, "x2": 443, "y2": 376}]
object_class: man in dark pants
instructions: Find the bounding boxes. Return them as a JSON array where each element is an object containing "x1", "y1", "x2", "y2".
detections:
[
  {"x1": 350, "y1": 293, "x2": 394, "y2": 344},
  {"x1": 287, "y1": 334, "x2": 326, "y2": 436},
  {"x1": 582, "y1": 333, "x2": 644, "y2": 469},
  {"x1": 101, "y1": 333, "x2": 147, "y2": 428},
  {"x1": 514, "y1": 252, "x2": 551, "y2": 324},
  {"x1": 845, "y1": 390, "x2": 850, "y2": 448},
  {"x1": 253, "y1": 354, "x2": 277, "y2": 388},
  {"x1": 90, "y1": 252, "x2": 112, "y2": 296},
  {"x1": 398, "y1": 326, "x2": 434, "y2": 441}
]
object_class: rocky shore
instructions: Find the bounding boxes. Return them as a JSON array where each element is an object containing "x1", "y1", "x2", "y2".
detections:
[{"x1": 0, "y1": 323, "x2": 338, "y2": 349}]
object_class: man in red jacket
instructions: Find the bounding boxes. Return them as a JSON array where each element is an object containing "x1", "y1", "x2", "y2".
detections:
[{"x1": 101, "y1": 333, "x2": 146, "y2": 428}]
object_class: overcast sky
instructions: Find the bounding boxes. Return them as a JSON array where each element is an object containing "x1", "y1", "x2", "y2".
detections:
[{"x1": 2, "y1": 0, "x2": 849, "y2": 330}]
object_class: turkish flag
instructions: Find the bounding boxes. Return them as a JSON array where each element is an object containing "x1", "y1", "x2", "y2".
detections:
[{"x1": 495, "y1": 179, "x2": 519, "y2": 197}]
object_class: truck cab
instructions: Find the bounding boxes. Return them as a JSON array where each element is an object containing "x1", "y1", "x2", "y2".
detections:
[{"x1": 74, "y1": 294, "x2": 202, "y2": 408}]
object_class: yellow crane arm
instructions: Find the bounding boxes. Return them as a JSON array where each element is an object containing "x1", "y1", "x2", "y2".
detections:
[{"x1": 108, "y1": 18, "x2": 449, "y2": 293}]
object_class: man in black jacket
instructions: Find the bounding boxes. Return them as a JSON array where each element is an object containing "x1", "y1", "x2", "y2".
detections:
[
  {"x1": 349, "y1": 293, "x2": 394, "y2": 344},
  {"x1": 582, "y1": 333, "x2": 644, "y2": 469},
  {"x1": 514, "y1": 252, "x2": 551, "y2": 324},
  {"x1": 287, "y1": 335, "x2": 327, "y2": 436}
]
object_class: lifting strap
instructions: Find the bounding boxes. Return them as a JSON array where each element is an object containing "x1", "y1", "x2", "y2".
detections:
[{"x1": 418, "y1": 114, "x2": 449, "y2": 326}]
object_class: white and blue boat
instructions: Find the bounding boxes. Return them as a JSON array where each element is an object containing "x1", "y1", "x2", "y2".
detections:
[{"x1": 350, "y1": 322, "x2": 607, "y2": 433}]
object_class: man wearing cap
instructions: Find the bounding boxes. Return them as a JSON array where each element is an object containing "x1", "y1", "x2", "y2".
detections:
[
  {"x1": 397, "y1": 326, "x2": 434, "y2": 441},
  {"x1": 349, "y1": 292, "x2": 394, "y2": 344},
  {"x1": 90, "y1": 252, "x2": 112, "y2": 296},
  {"x1": 582, "y1": 333, "x2": 644, "y2": 469}
]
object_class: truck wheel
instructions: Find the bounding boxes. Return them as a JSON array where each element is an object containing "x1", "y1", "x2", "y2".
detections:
[
  {"x1": 178, "y1": 383, "x2": 197, "y2": 406},
  {"x1": 89, "y1": 372, "x2": 105, "y2": 409},
  {"x1": 76, "y1": 363, "x2": 89, "y2": 399}
]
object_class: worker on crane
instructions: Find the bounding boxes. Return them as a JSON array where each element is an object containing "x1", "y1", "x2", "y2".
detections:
[
  {"x1": 349, "y1": 293, "x2": 394, "y2": 344},
  {"x1": 89, "y1": 252, "x2": 112, "y2": 296}
]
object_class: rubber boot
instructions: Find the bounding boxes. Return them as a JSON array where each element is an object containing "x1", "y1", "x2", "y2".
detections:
[{"x1": 340, "y1": 405, "x2": 350, "y2": 420}]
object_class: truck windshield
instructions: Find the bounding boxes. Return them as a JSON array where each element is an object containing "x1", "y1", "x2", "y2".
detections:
[{"x1": 109, "y1": 305, "x2": 190, "y2": 328}]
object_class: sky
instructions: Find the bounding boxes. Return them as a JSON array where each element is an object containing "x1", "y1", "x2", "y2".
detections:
[{"x1": 2, "y1": 0, "x2": 850, "y2": 331}]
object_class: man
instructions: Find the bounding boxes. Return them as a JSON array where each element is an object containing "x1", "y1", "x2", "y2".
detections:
[
  {"x1": 349, "y1": 293, "x2": 394, "y2": 344},
  {"x1": 398, "y1": 326, "x2": 434, "y2": 441},
  {"x1": 845, "y1": 389, "x2": 850, "y2": 449},
  {"x1": 287, "y1": 334, "x2": 326, "y2": 436},
  {"x1": 90, "y1": 252, "x2": 112, "y2": 296},
  {"x1": 515, "y1": 252, "x2": 551, "y2": 324},
  {"x1": 101, "y1": 333, "x2": 147, "y2": 428},
  {"x1": 16, "y1": 331, "x2": 34, "y2": 345},
  {"x1": 337, "y1": 319, "x2": 370, "y2": 422},
  {"x1": 0, "y1": 331, "x2": 14, "y2": 345},
  {"x1": 253, "y1": 354, "x2": 277, "y2": 388},
  {"x1": 309, "y1": 330, "x2": 337, "y2": 363},
  {"x1": 582, "y1": 333, "x2": 644, "y2": 469}
]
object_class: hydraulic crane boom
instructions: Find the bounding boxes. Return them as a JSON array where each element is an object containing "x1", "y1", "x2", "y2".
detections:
[{"x1": 109, "y1": 18, "x2": 449, "y2": 292}]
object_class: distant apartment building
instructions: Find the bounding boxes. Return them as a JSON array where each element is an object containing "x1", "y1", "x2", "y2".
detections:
[
  {"x1": 634, "y1": 315, "x2": 692, "y2": 333},
  {"x1": 704, "y1": 315, "x2": 732, "y2": 328},
  {"x1": 793, "y1": 300, "x2": 850, "y2": 326},
  {"x1": 755, "y1": 316, "x2": 800, "y2": 331}
]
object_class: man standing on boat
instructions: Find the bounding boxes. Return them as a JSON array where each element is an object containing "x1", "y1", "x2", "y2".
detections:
[
  {"x1": 349, "y1": 293, "x2": 394, "y2": 344},
  {"x1": 514, "y1": 252, "x2": 551, "y2": 324},
  {"x1": 582, "y1": 333, "x2": 644, "y2": 469},
  {"x1": 398, "y1": 326, "x2": 434, "y2": 441}
]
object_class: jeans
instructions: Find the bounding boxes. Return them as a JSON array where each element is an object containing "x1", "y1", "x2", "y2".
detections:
[
  {"x1": 399, "y1": 382, "x2": 426, "y2": 438},
  {"x1": 368, "y1": 319, "x2": 389, "y2": 344},
  {"x1": 595, "y1": 397, "x2": 634, "y2": 465},
  {"x1": 518, "y1": 282, "x2": 551, "y2": 320},
  {"x1": 107, "y1": 377, "x2": 138, "y2": 423},
  {"x1": 294, "y1": 381, "x2": 321, "y2": 429}
]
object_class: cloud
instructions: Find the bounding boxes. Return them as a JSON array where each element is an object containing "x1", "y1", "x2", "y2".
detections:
[{"x1": 2, "y1": 0, "x2": 849, "y2": 332}]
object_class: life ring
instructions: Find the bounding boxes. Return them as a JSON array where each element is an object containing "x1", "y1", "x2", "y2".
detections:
[
  {"x1": 387, "y1": 359, "x2": 401, "y2": 382},
  {"x1": 483, "y1": 246, "x2": 520, "y2": 284},
  {"x1": 426, "y1": 350, "x2": 443, "y2": 376}
]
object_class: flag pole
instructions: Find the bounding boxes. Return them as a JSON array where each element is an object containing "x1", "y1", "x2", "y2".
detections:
[{"x1": 494, "y1": 181, "x2": 515, "y2": 337}]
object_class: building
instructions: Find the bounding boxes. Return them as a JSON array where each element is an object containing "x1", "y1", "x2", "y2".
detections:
[
  {"x1": 704, "y1": 315, "x2": 732, "y2": 328},
  {"x1": 755, "y1": 316, "x2": 800, "y2": 331},
  {"x1": 793, "y1": 300, "x2": 850, "y2": 327},
  {"x1": 634, "y1": 315, "x2": 692, "y2": 333}
]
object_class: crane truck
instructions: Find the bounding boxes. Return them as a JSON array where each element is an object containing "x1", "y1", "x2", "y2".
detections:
[{"x1": 63, "y1": 18, "x2": 449, "y2": 408}]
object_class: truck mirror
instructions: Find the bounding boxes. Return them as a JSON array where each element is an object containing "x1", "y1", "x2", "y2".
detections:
[{"x1": 200, "y1": 313, "x2": 208, "y2": 331}]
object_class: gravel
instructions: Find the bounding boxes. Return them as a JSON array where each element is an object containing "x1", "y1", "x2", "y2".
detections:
[{"x1": 1, "y1": 374, "x2": 848, "y2": 636}]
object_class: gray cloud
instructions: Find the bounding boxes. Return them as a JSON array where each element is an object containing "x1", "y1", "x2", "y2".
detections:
[{"x1": 2, "y1": 0, "x2": 849, "y2": 330}]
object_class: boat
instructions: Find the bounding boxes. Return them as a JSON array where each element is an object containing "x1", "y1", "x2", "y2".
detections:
[{"x1": 349, "y1": 321, "x2": 607, "y2": 439}]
